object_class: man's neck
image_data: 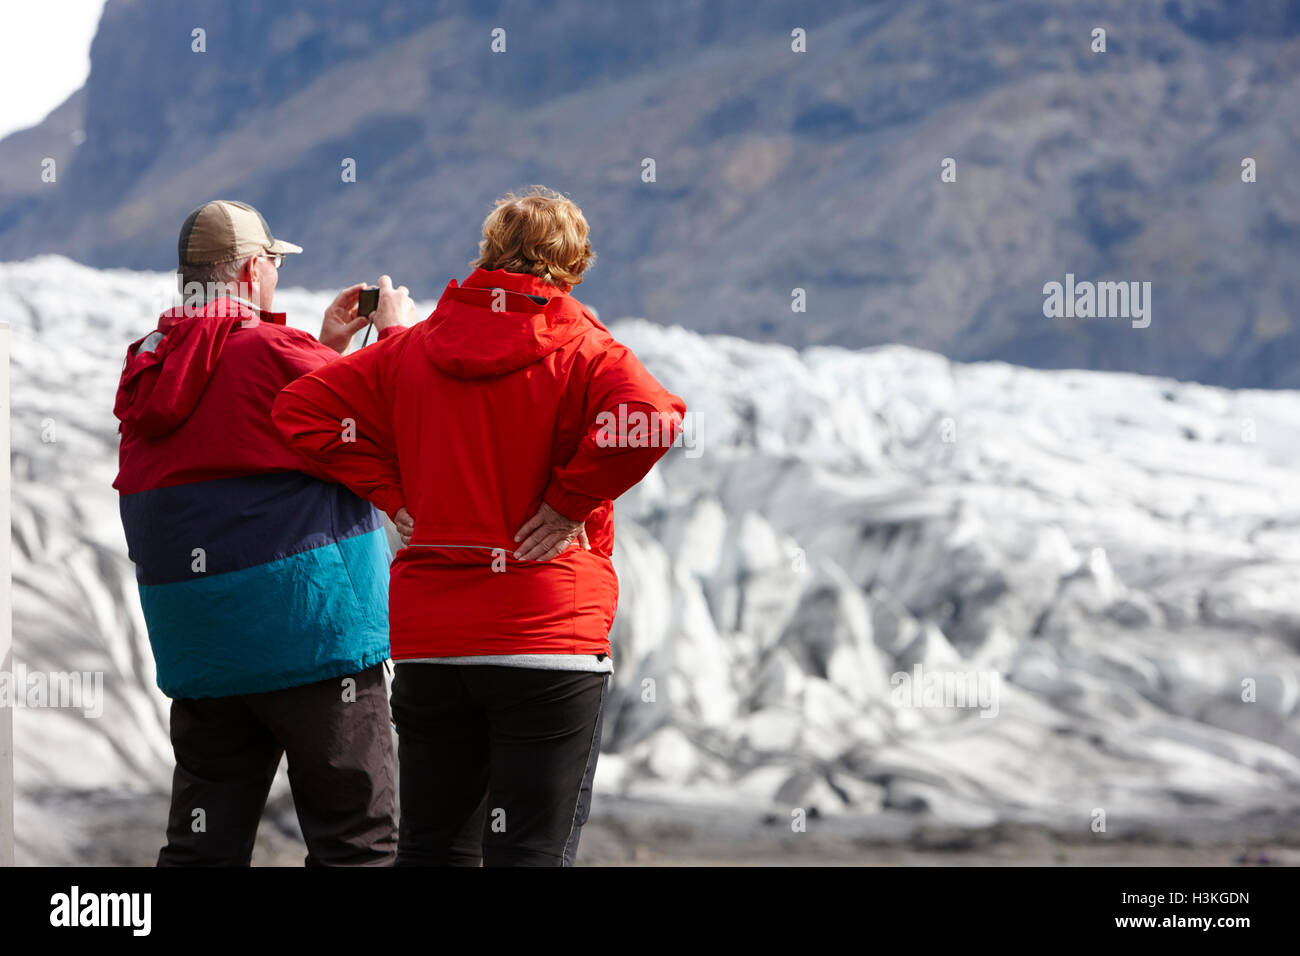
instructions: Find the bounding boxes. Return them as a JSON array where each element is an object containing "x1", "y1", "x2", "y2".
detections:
[
  {"x1": 226, "y1": 293, "x2": 262, "y2": 312},
  {"x1": 223, "y1": 294, "x2": 286, "y2": 325}
]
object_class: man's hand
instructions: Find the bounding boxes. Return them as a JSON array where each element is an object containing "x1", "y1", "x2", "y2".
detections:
[
  {"x1": 514, "y1": 502, "x2": 591, "y2": 562},
  {"x1": 394, "y1": 507, "x2": 414, "y2": 547},
  {"x1": 318, "y1": 283, "x2": 368, "y2": 354},
  {"x1": 372, "y1": 274, "x2": 416, "y2": 334}
]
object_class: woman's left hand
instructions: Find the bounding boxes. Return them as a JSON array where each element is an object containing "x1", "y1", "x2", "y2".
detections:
[{"x1": 514, "y1": 502, "x2": 590, "y2": 561}]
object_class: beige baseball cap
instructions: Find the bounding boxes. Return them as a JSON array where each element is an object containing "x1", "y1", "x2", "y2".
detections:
[{"x1": 177, "y1": 199, "x2": 303, "y2": 267}]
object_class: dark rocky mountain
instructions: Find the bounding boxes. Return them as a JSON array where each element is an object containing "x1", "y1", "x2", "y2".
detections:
[{"x1": 2, "y1": 0, "x2": 1299, "y2": 387}]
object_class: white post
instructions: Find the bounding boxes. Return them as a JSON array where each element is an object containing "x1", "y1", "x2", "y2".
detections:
[{"x1": 0, "y1": 321, "x2": 12, "y2": 866}]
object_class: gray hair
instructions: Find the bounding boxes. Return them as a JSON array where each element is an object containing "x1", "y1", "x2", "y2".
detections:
[{"x1": 176, "y1": 256, "x2": 253, "y2": 307}]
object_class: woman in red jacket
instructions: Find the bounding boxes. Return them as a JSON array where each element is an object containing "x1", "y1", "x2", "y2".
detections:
[{"x1": 273, "y1": 186, "x2": 686, "y2": 866}]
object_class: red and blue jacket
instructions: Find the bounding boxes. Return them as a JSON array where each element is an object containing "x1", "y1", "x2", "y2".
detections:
[{"x1": 113, "y1": 298, "x2": 391, "y2": 699}]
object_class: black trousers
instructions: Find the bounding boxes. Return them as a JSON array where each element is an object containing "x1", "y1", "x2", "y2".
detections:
[
  {"x1": 391, "y1": 664, "x2": 608, "y2": 867},
  {"x1": 157, "y1": 662, "x2": 398, "y2": 866}
]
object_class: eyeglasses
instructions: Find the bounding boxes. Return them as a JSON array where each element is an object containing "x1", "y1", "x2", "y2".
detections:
[{"x1": 262, "y1": 253, "x2": 284, "y2": 269}]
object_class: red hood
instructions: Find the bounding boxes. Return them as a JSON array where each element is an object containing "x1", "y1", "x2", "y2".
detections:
[
  {"x1": 423, "y1": 269, "x2": 606, "y2": 378},
  {"x1": 114, "y1": 298, "x2": 284, "y2": 437}
]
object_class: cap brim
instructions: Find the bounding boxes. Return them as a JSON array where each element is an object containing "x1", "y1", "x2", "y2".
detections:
[{"x1": 267, "y1": 238, "x2": 303, "y2": 255}]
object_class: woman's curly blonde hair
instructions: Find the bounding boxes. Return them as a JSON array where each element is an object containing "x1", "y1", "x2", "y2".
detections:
[{"x1": 471, "y1": 185, "x2": 595, "y2": 288}]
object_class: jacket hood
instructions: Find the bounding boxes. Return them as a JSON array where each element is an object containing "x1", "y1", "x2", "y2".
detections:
[
  {"x1": 423, "y1": 268, "x2": 606, "y2": 378},
  {"x1": 114, "y1": 298, "x2": 278, "y2": 437}
]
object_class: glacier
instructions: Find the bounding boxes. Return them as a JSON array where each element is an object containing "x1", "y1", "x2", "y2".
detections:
[{"x1": 3, "y1": 256, "x2": 1299, "y2": 864}]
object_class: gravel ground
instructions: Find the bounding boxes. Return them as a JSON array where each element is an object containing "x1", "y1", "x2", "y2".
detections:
[{"x1": 15, "y1": 788, "x2": 1300, "y2": 867}]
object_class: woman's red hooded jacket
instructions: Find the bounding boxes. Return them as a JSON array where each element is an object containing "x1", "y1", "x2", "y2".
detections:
[{"x1": 272, "y1": 268, "x2": 687, "y2": 660}]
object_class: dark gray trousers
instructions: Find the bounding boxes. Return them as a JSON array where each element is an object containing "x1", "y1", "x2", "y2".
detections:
[{"x1": 157, "y1": 662, "x2": 397, "y2": 866}]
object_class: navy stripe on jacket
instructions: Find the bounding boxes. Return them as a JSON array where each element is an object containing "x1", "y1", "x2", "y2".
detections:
[{"x1": 120, "y1": 471, "x2": 383, "y2": 586}]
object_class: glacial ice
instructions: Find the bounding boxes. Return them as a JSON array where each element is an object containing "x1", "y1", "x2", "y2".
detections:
[{"x1": 3, "y1": 256, "x2": 1298, "y2": 862}]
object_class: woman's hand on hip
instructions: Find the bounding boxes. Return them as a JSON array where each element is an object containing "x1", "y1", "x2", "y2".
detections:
[
  {"x1": 394, "y1": 506, "x2": 414, "y2": 546},
  {"x1": 514, "y1": 502, "x2": 591, "y2": 561}
]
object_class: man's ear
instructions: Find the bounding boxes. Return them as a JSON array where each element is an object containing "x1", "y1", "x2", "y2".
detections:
[{"x1": 242, "y1": 257, "x2": 259, "y2": 296}]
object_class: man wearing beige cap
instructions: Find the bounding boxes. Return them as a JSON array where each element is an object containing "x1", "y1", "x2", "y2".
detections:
[
  {"x1": 174, "y1": 200, "x2": 350, "y2": 342},
  {"x1": 113, "y1": 199, "x2": 415, "y2": 865}
]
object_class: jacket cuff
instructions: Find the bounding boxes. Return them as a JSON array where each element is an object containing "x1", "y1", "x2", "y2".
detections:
[
  {"x1": 543, "y1": 480, "x2": 605, "y2": 522},
  {"x1": 378, "y1": 325, "x2": 408, "y2": 341},
  {"x1": 371, "y1": 487, "x2": 406, "y2": 523}
]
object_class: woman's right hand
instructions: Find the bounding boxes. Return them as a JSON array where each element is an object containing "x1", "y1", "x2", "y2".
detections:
[{"x1": 394, "y1": 506, "x2": 414, "y2": 546}]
